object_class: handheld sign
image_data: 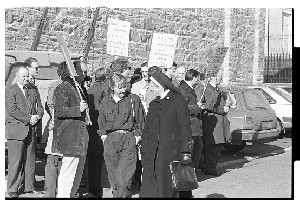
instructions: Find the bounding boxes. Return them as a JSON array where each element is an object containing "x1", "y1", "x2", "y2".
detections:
[
  {"x1": 147, "y1": 33, "x2": 178, "y2": 68},
  {"x1": 106, "y1": 18, "x2": 131, "y2": 57},
  {"x1": 56, "y1": 34, "x2": 92, "y2": 125}
]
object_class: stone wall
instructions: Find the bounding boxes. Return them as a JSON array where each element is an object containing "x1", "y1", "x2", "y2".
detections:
[{"x1": 5, "y1": 7, "x2": 266, "y2": 84}]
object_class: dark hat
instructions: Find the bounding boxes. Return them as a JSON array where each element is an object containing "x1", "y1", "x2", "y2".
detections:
[{"x1": 150, "y1": 72, "x2": 181, "y2": 94}]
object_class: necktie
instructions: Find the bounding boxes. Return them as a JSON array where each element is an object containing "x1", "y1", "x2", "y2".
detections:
[{"x1": 23, "y1": 85, "x2": 29, "y2": 98}]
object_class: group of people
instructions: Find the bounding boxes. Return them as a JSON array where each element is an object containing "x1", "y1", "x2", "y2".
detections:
[{"x1": 5, "y1": 56, "x2": 232, "y2": 198}]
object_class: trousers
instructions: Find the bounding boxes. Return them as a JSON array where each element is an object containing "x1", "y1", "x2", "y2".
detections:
[
  {"x1": 7, "y1": 128, "x2": 36, "y2": 194},
  {"x1": 43, "y1": 154, "x2": 62, "y2": 198},
  {"x1": 88, "y1": 153, "x2": 104, "y2": 195},
  {"x1": 103, "y1": 132, "x2": 137, "y2": 198},
  {"x1": 56, "y1": 155, "x2": 86, "y2": 198},
  {"x1": 204, "y1": 144, "x2": 222, "y2": 171}
]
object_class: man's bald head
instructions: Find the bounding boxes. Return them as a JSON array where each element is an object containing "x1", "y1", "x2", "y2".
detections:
[
  {"x1": 16, "y1": 67, "x2": 29, "y2": 86},
  {"x1": 176, "y1": 66, "x2": 186, "y2": 82}
]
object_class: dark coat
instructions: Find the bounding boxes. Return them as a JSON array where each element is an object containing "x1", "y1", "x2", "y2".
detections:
[
  {"x1": 5, "y1": 83, "x2": 44, "y2": 140},
  {"x1": 140, "y1": 90, "x2": 192, "y2": 198},
  {"x1": 87, "y1": 81, "x2": 105, "y2": 154},
  {"x1": 52, "y1": 79, "x2": 89, "y2": 156},
  {"x1": 202, "y1": 83, "x2": 231, "y2": 145},
  {"x1": 27, "y1": 83, "x2": 44, "y2": 138},
  {"x1": 178, "y1": 80, "x2": 203, "y2": 137}
]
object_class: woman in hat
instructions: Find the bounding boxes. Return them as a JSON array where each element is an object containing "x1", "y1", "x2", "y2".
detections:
[{"x1": 139, "y1": 72, "x2": 193, "y2": 198}]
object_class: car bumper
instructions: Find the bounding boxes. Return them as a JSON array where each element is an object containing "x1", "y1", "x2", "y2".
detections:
[
  {"x1": 231, "y1": 128, "x2": 280, "y2": 141},
  {"x1": 282, "y1": 122, "x2": 292, "y2": 130}
]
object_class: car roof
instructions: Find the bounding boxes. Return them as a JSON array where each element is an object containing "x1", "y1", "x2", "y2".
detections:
[{"x1": 263, "y1": 83, "x2": 292, "y2": 88}]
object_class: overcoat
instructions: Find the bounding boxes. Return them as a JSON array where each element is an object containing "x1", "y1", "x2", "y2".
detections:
[
  {"x1": 178, "y1": 80, "x2": 203, "y2": 137},
  {"x1": 87, "y1": 81, "x2": 104, "y2": 154},
  {"x1": 202, "y1": 83, "x2": 231, "y2": 145},
  {"x1": 52, "y1": 79, "x2": 89, "y2": 156},
  {"x1": 140, "y1": 90, "x2": 192, "y2": 198}
]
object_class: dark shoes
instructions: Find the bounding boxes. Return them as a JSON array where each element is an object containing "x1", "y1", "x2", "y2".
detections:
[
  {"x1": 90, "y1": 192, "x2": 103, "y2": 198},
  {"x1": 8, "y1": 192, "x2": 19, "y2": 198},
  {"x1": 204, "y1": 169, "x2": 223, "y2": 177}
]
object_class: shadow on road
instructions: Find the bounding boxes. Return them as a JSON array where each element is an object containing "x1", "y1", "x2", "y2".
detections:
[{"x1": 206, "y1": 193, "x2": 227, "y2": 198}]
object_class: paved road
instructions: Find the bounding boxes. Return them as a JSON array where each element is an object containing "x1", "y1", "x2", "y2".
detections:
[{"x1": 5, "y1": 136, "x2": 293, "y2": 198}]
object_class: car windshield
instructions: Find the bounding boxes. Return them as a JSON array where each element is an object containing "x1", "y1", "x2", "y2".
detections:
[
  {"x1": 243, "y1": 90, "x2": 270, "y2": 110},
  {"x1": 270, "y1": 87, "x2": 292, "y2": 103}
]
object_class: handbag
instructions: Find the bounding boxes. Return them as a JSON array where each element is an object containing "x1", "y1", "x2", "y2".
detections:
[{"x1": 169, "y1": 161, "x2": 199, "y2": 191}]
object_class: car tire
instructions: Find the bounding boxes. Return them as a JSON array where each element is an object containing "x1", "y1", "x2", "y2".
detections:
[
  {"x1": 277, "y1": 118, "x2": 285, "y2": 138},
  {"x1": 223, "y1": 141, "x2": 246, "y2": 152}
]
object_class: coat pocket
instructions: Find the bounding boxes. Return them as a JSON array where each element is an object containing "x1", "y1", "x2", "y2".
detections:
[{"x1": 104, "y1": 111, "x2": 114, "y2": 122}]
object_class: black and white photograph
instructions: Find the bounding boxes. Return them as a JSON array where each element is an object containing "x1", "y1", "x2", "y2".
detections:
[{"x1": 2, "y1": 0, "x2": 297, "y2": 200}]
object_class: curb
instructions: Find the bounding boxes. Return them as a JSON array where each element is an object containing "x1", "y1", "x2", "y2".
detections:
[{"x1": 218, "y1": 147, "x2": 292, "y2": 168}]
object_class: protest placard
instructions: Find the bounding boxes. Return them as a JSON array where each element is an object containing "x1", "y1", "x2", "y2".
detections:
[
  {"x1": 207, "y1": 46, "x2": 229, "y2": 77},
  {"x1": 106, "y1": 18, "x2": 131, "y2": 57},
  {"x1": 147, "y1": 33, "x2": 178, "y2": 67}
]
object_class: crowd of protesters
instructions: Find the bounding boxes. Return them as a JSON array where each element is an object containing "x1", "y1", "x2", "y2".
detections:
[{"x1": 5, "y1": 56, "x2": 232, "y2": 198}]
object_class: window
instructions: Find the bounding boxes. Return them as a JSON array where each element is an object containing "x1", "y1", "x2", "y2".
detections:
[
  {"x1": 271, "y1": 87, "x2": 292, "y2": 103},
  {"x1": 254, "y1": 88, "x2": 276, "y2": 104},
  {"x1": 243, "y1": 90, "x2": 269, "y2": 110},
  {"x1": 282, "y1": 87, "x2": 292, "y2": 95}
]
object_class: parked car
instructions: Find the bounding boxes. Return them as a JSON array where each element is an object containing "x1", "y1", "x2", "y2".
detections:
[
  {"x1": 246, "y1": 85, "x2": 292, "y2": 135},
  {"x1": 218, "y1": 85, "x2": 281, "y2": 152},
  {"x1": 264, "y1": 83, "x2": 292, "y2": 95}
]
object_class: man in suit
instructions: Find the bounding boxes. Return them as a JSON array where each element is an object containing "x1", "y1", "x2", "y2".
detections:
[
  {"x1": 173, "y1": 66, "x2": 186, "y2": 88},
  {"x1": 5, "y1": 66, "x2": 43, "y2": 198},
  {"x1": 199, "y1": 71, "x2": 230, "y2": 177},
  {"x1": 23, "y1": 57, "x2": 44, "y2": 191}
]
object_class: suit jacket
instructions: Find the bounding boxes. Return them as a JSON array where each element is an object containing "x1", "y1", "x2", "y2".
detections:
[
  {"x1": 27, "y1": 84, "x2": 44, "y2": 137},
  {"x1": 6, "y1": 83, "x2": 32, "y2": 140},
  {"x1": 178, "y1": 80, "x2": 203, "y2": 137}
]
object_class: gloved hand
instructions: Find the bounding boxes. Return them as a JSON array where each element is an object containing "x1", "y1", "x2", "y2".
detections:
[{"x1": 181, "y1": 153, "x2": 193, "y2": 166}]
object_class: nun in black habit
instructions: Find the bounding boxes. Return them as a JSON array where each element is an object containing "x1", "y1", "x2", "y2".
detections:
[{"x1": 139, "y1": 72, "x2": 193, "y2": 198}]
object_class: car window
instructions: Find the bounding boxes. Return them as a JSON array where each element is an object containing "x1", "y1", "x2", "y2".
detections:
[
  {"x1": 282, "y1": 87, "x2": 292, "y2": 95},
  {"x1": 253, "y1": 88, "x2": 276, "y2": 104},
  {"x1": 271, "y1": 87, "x2": 292, "y2": 103},
  {"x1": 243, "y1": 90, "x2": 270, "y2": 110},
  {"x1": 227, "y1": 92, "x2": 237, "y2": 109}
]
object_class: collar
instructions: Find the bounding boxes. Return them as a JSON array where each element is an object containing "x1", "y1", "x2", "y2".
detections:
[
  {"x1": 16, "y1": 82, "x2": 25, "y2": 89},
  {"x1": 209, "y1": 81, "x2": 217, "y2": 88},
  {"x1": 160, "y1": 89, "x2": 170, "y2": 99},
  {"x1": 185, "y1": 81, "x2": 194, "y2": 89},
  {"x1": 112, "y1": 94, "x2": 122, "y2": 103}
]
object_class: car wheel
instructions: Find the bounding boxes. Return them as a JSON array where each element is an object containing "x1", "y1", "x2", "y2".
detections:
[
  {"x1": 223, "y1": 141, "x2": 246, "y2": 152},
  {"x1": 277, "y1": 118, "x2": 285, "y2": 138}
]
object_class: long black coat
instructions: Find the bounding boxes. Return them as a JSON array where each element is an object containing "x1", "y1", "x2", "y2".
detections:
[
  {"x1": 202, "y1": 83, "x2": 231, "y2": 145},
  {"x1": 87, "y1": 81, "x2": 104, "y2": 154},
  {"x1": 178, "y1": 80, "x2": 203, "y2": 137},
  {"x1": 140, "y1": 90, "x2": 192, "y2": 198}
]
